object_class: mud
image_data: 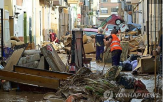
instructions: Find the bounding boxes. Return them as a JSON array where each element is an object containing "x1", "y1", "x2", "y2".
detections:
[
  {"x1": 0, "y1": 91, "x2": 44, "y2": 102},
  {"x1": 0, "y1": 54, "x2": 160, "y2": 102}
]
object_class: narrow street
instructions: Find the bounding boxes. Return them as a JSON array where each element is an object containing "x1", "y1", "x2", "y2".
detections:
[
  {"x1": 0, "y1": 54, "x2": 159, "y2": 102},
  {"x1": 0, "y1": 0, "x2": 162, "y2": 102}
]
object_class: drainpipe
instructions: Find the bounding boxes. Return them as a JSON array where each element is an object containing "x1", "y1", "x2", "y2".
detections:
[
  {"x1": 147, "y1": 0, "x2": 149, "y2": 54},
  {"x1": 161, "y1": 0, "x2": 162, "y2": 30},
  {"x1": 150, "y1": 0, "x2": 153, "y2": 52},
  {"x1": 0, "y1": 9, "x2": 4, "y2": 60}
]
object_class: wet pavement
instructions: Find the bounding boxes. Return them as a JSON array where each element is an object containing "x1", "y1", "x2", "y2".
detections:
[
  {"x1": 0, "y1": 91, "x2": 44, "y2": 102},
  {"x1": 0, "y1": 54, "x2": 161, "y2": 102}
]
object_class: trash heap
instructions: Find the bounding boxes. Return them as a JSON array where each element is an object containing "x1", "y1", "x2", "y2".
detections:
[
  {"x1": 116, "y1": 32, "x2": 160, "y2": 75},
  {"x1": 42, "y1": 66, "x2": 154, "y2": 102},
  {"x1": 10, "y1": 36, "x2": 25, "y2": 47},
  {"x1": 54, "y1": 67, "x2": 120, "y2": 102},
  {"x1": 42, "y1": 41, "x2": 65, "y2": 53},
  {"x1": 62, "y1": 34, "x2": 96, "y2": 54},
  {"x1": 18, "y1": 50, "x2": 41, "y2": 68}
]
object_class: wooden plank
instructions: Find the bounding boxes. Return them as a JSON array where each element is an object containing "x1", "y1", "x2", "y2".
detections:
[
  {"x1": 41, "y1": 44, "x2": 66, "y2": 72},
  {"x1": 129, "y1": 40, "x2": 139, "y2": 46},
  {"x1": 14, "y1": 66, "x2": 72, "y2": 80},
  {"x1": 143, "y1": 46, "x2": 148, "y2": 56},
  {"x1": 4, "y1": 48, "x2": 25, "y2": 71},
  {"x1": 130, "y1": 47, "x2": 138, "y2": 52},
  {"x1": 0, "y1": 70, "x2": 59, "y2": 89}
]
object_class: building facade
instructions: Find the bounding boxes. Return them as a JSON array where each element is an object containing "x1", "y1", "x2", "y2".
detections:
[{"x1": 99, "y1": 0, "x2": 119, "y2": 20}]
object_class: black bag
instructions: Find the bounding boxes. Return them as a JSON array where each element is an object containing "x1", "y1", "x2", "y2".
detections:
[
  {"x1": 117, "y1": 76, "x2": 135, "y2": 89},
  {"x1": 122, "y1": 63, "x2": 132, "y2": 71}
]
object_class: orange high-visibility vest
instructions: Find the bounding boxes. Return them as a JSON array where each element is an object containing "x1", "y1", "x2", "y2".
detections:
[{"x1": 110, "y1": 34, "x2": 122, "y2": 52}]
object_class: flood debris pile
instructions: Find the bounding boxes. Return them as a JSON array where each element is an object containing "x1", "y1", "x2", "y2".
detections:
[
  {"x1": 10, "y1": 36, "x2": 25, "y2": 47},
  {"x1": 43, "y1": 66, "x2": 136, "y2": 101},
  {"x1": 62, "y1": 34, "x2": 96, "y2": 55},
  {"x1": 18, "y1": 50, "x2": 41, "y2": 68},
  {"x1": 51, "y1": 67, "x2": 121, "y2": 102},
  {"x1": 41, "y1": 66, "x2": 160, "y2": 102},
  {"x1": 42, "y1": 41, "x2": 65, "y2": 53},
  {"x1": 116, "y1": 32, "x2": 161, "y2": 75}
]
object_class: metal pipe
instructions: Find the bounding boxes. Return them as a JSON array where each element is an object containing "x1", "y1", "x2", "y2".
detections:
[
  {"x1": 154, "y1": 0, "x2": 157, "y2": 102},
  {"x1": 147, "y1": 0, "x2": 150, "y2": 54},
  {"x1": 150, "y1": 0, "x2": 153, "y2": 52},
  {"x1": 161, "y1": 0, "x2": 163, "y2": 29},
  {"x1": 0, "y1": 9, "x2": 3, "y2": 62}
]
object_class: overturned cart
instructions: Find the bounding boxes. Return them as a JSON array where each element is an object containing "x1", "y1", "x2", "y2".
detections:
[{"x1": 0, "y1": 44, "x2": 72, "y2": 90}]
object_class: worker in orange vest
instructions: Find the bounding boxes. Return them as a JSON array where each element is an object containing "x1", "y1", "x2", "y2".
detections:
[{"x1": 104, "y1": 29, "x2": 122, "y2": 66}]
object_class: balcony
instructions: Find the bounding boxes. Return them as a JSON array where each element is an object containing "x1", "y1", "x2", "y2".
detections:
[
  {"x1": 67, "y1": 0, "x2": 78, "y2": 4},
  {"x1": 53, "y1": 0, "x2": 61, "y2": 6},
  {"x1": 131, "y1": 0, "x2": 140, "y2": 4},
  {"x1": 126, "y1": 0, "x2": 131, "y2": 3},
  {"x1": 126, "y1": 0, "x2": 131, "y2": 4}
]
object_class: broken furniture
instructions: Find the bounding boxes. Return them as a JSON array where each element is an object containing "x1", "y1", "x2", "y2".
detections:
[{"x1": 0, "y1": 44, "x2": 72, "y2": 90}]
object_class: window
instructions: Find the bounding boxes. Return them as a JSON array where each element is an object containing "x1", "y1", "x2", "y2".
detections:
[
  {"x1": 124, "y1": 5, "x2": 132, "y2": 11},
  {"x1": 101, "y1": 8, "x2": 108, "y2": 14},
  {"x1": 111, "y1": 0, "x2": 118, "y2": 3},
  {"x1": 111, "y1": 8, "x2": 118, "y2": 12},
  {"x1": 101, "y1": 0, "x2": 108, "y2": 2}
]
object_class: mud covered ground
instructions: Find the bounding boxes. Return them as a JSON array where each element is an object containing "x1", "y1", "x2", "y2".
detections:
[{"x1": 0, "y1": 54, "x2": 161, "y2": 102}]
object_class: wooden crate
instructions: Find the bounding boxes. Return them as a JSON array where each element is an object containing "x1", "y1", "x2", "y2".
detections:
[{"x1": 138, "y1": 57, "x2": 160, "y2": 74}]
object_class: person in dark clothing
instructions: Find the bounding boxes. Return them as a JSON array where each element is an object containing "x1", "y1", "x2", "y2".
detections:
[
  {"x1": 104, "y1": 29, "x2": 122, "y2": 66},
  {"x1": 95, "y1": 27, "x2": 105, "y2": 62},
  {"x1": 113, "y1": 26, "x2": 118, "y2": 34},
  {"x1": 153, "y1": 35, "x2": 163, "y2": 74}
]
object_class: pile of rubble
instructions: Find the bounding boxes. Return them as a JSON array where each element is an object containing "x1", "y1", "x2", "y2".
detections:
[
  {"x1": 114, "y1": 32, "x2": 160, "y2": 75},
  {"x1": 42, "y1": 41, "x2": 65, "y2": 53},
  {"x1": 10, "y1": 36, "x2": 25, "y2": 47},
  {"x1": 42, "y1": 66, "x2": 161, "y2": 102},
  {"x1": 62, "y1": 34, "x2": 96, "y2": 54},
  {"x1": 18, "y1": 50, "x2": 41, "y2": 68},
  {"x1": 12, "y1": 44, "x2": 66, "y2": 72}
]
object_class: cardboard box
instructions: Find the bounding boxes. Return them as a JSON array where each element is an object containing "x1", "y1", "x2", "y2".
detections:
[
  {"x1": 83, "y1": 35, "x2": 88, "y2": 44},
  {"x1": 84, "y1": 43, "x2": 96, "y2": 54},
  {"x1": 87, "y1": 36, "x2": 92, "y2": 43},
  {"x1": 138, "y1": 57, "x2": 159, "y2": 73}
]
